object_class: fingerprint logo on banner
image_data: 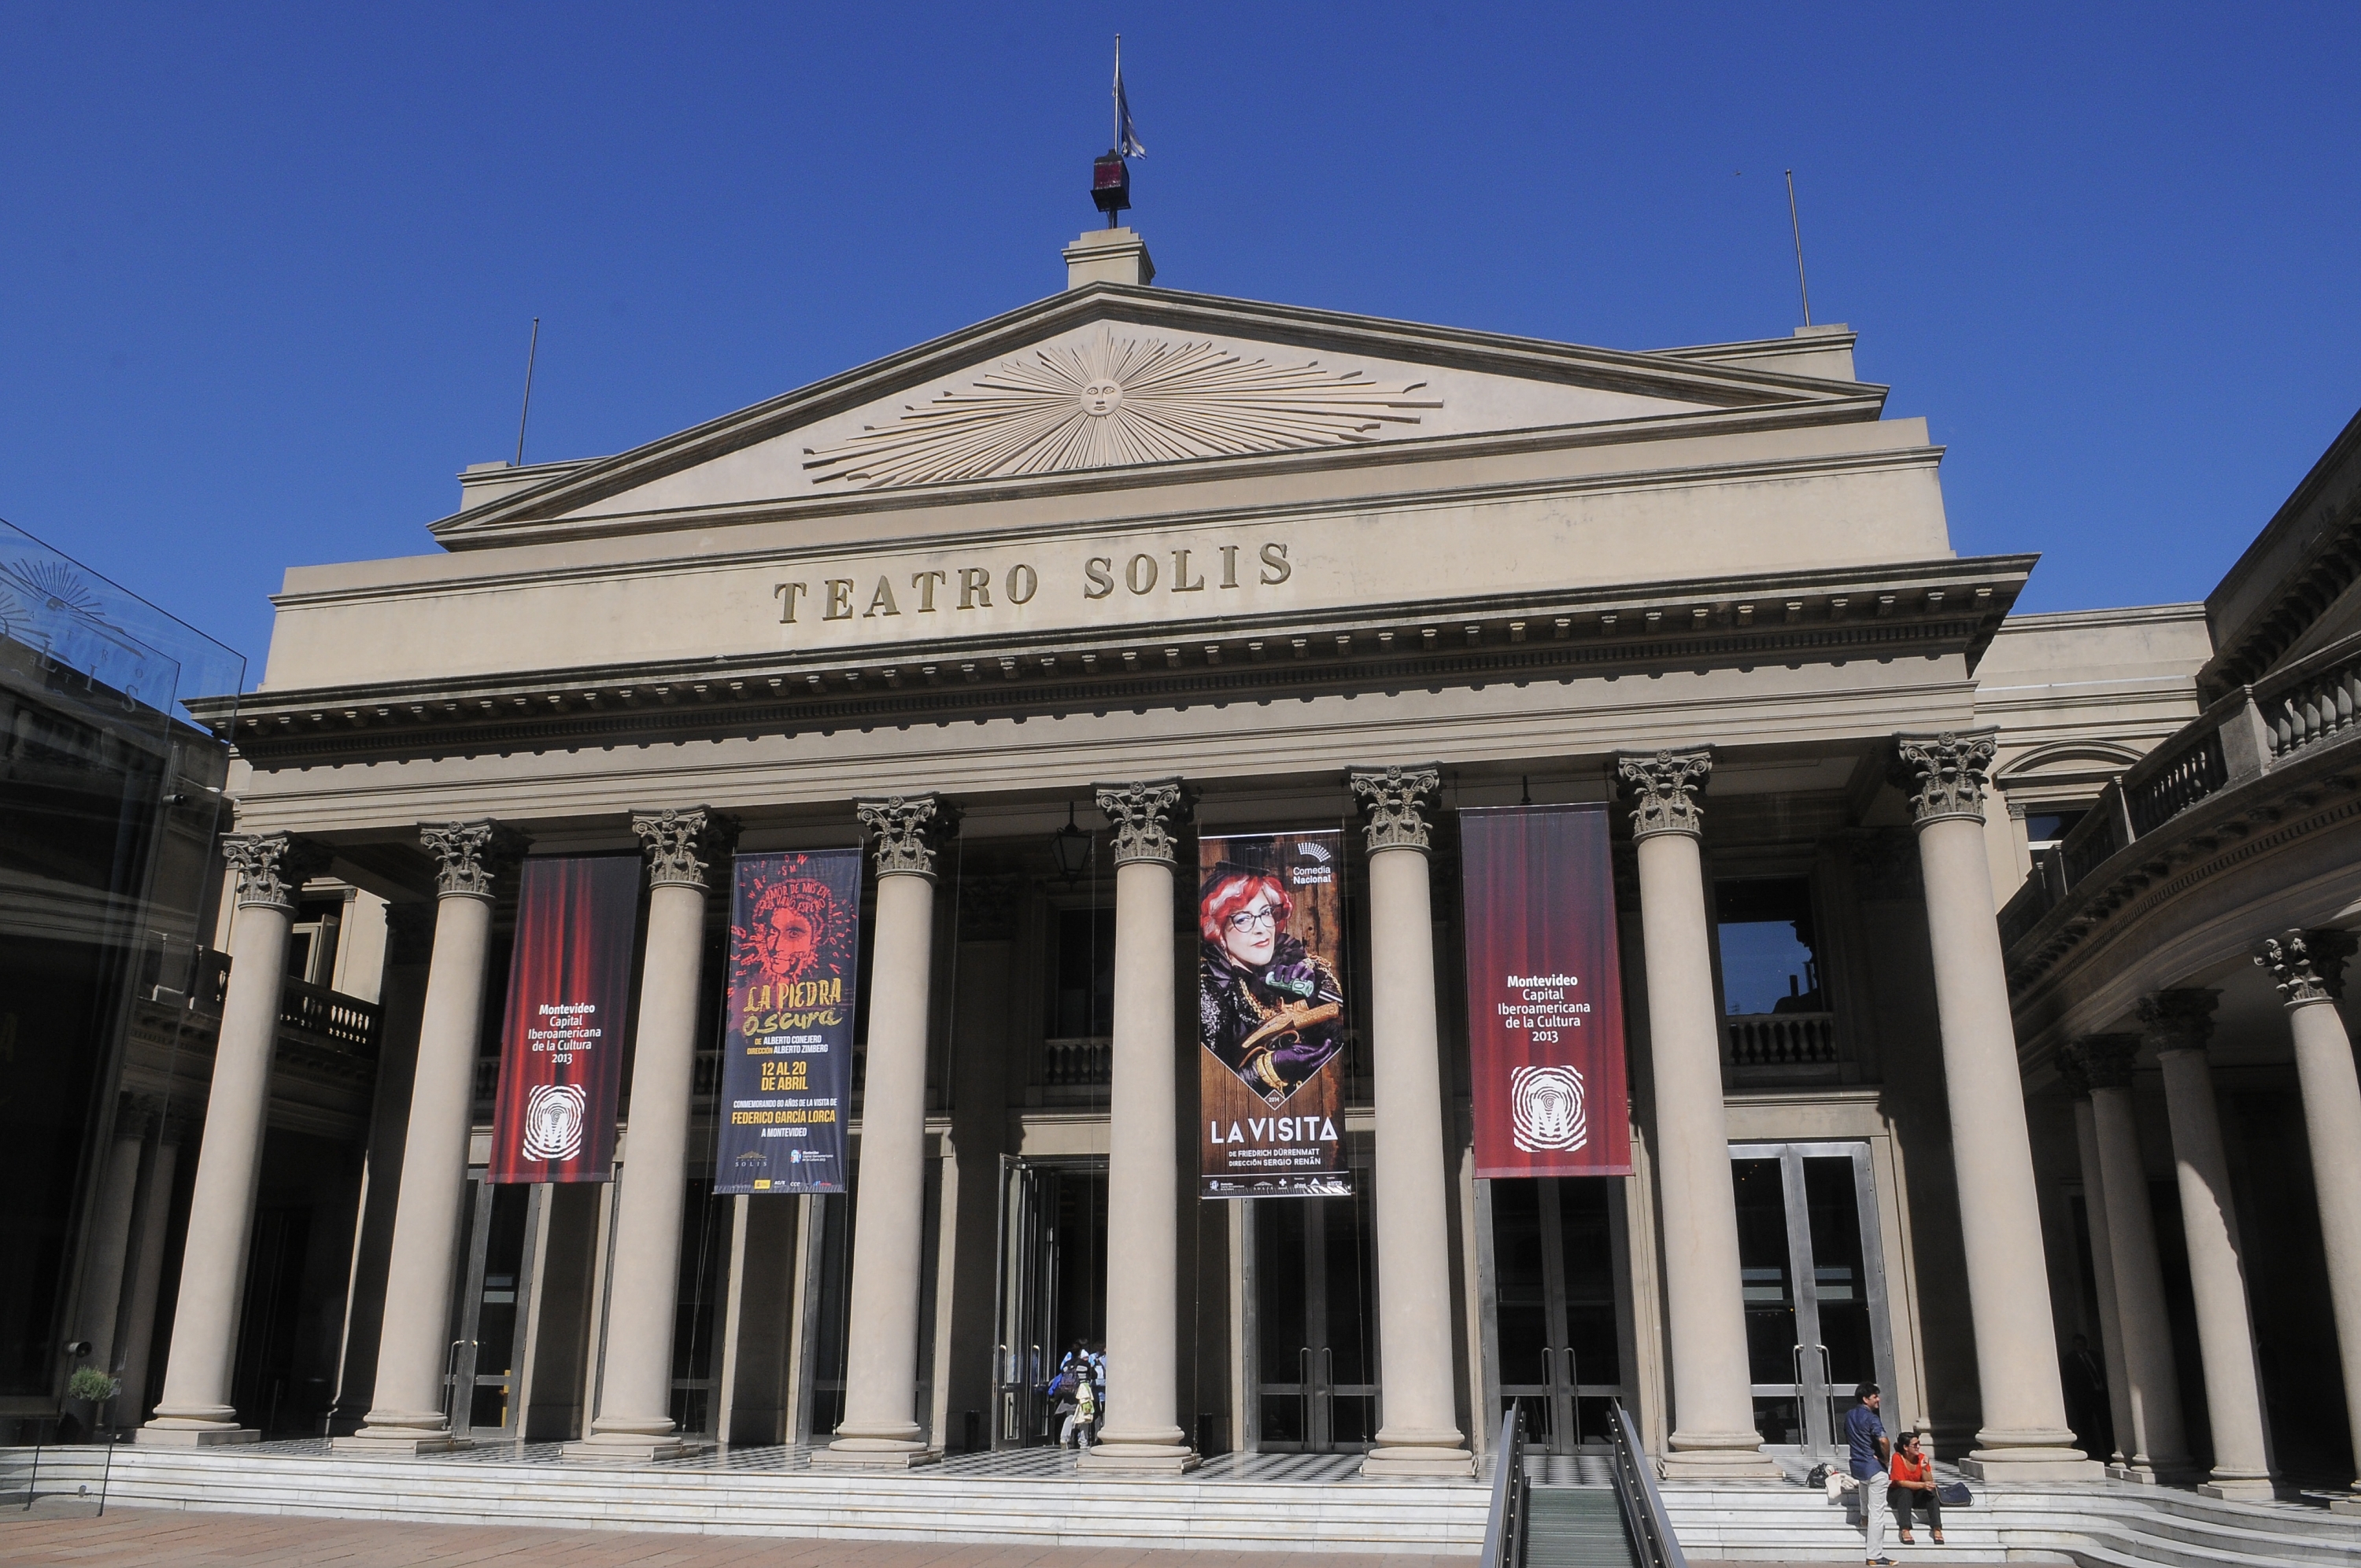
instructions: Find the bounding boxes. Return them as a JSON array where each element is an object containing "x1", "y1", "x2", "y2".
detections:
[
  {"x1": 522, "y1": 1083, "x2": 588, "y2": 1162},
  {"x1": 1509, "y1": 1064, "x2": 1587, "y2": 1153}
]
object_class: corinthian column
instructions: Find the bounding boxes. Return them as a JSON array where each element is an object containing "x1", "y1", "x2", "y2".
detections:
[
  {"x1": 817, "y1": 795, "x2": 950, "y2": 1468},
  {"x1": 567, "y1": 806, "x2": 736, "y2": 1463},
  {"x1": 1079, "y1": 778, "x2": 1199, "y2": 1473},
  {"x1": 338, "y1": 821, "x2": 527, "y2": 1453},
  {"x1": 1895, "y1": 730, "x2": 2093, "y2": 1479},
  {"x1": 1615, "y1": 749, "x2": 1775, "y2": 1477},
  {"x1": 2143, "y1": 989, "x2": 2275, "y2": 1500},
  {"x1": 142, "y1": 831, "x2": 330, "y2": 1445},
  {"x1": 1347, "y1": 766, "x2": 1473, "y2": 1478},
  {"x1": 2256, "y1": 929, "x2": 2361, "y2": 1493},
  {"x1": 2074, "y1": 1035, "x2": 2191, "y2": 1481}
]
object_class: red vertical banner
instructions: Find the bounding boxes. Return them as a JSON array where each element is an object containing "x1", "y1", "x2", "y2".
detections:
[
  {"x1": 1461, "y1": 804, "x2": 1632, "y2": 1178},
  {"x1": 488, "y1": 855, "x2": 641, "y2": 1183}
]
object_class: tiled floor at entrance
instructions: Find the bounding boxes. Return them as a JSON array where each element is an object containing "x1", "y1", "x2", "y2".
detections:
[{"x1": 0, "y1": 1507, "x2": 1480, "y2": 1566}]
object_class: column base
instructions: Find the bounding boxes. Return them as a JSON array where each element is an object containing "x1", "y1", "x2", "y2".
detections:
[
  {"x1": 1077, "y1": 1443, "x2": 1200, "y2": 1474},
  {"x1": 561, "y1": 1433, "x2": 713, "y2": 1463},
  {"x1": 2329, "y1": 1494, "x2": 2361, "y2": 1516},
  {"x1": 1658, "y1": 1428, "x2": 1782, "y2": 1479},
  {"x1": 2107, "y1": 1459, "x2": 2200, "y2": 1485},
  {"x1": 1361, "y1": 1446, "x2": 1473, "y2": 1478},
  {"x1": 2197, "y1": 1474, "x2": 2278, "y2": 1501},
  {"x1": 1958, "y1": 1450, "x2": 2104, "y2": 1482},
  {"x1": 809, "y1": 1441, "x2": 940, "y2": 1469},
  {"x1": 136, "y1": 1423, "x2": 257, "y2": 1447},
  {"x1": 331, "y1": 1431, "x2": 471, "y2": 1455}
]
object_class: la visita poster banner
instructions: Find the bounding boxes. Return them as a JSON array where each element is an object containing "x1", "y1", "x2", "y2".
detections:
[
  {"x1": 713, "y1": 849, "x2": 861, "y2": 1195},
  {"x1": 1198, "y1": 828, "x2": 1353, "y2": 1198},
  {"x1": 487, "y1": 855, "x2": 641, "y2": 1183},
  {"x1": 1461, "y1": 804, "x2": 1633, "y2": 1179}
]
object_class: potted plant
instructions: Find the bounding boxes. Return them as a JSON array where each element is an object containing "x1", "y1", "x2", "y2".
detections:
[{"x1": 64, "y1": 1366, "x2": 120, "y2": 1441}]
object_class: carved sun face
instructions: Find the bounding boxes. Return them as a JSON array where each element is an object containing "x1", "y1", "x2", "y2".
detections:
[{"x1": 804, "y1": 328, "x2": 1440, "y2": 489}]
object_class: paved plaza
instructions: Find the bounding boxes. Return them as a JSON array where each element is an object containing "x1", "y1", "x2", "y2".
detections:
[{"x1": 0, "y1": 1507, "x2": 1490, "y2": 1567}]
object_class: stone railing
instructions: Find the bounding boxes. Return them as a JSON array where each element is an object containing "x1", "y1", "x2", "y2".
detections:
[
  {"x1": 279, "y1": 977, "x2": 380, "y2": 1057},
  {"x1": 1725, "y1": 1012, "x2": 1839, "y2": 1069},
  {"x1": 1999, "y1": 628, "x2": 2361, "y2": 956},
  {"x1": 1043, "y1": 1036, "x2": 1111, "y2": 1092}
]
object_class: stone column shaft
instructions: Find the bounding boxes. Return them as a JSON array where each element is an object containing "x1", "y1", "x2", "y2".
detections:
[
  {"x1": 1081, "y1": 780, "x2": 1197, "y2": 1473},
  {"x1": 2256, "y1": 931, "x2": 2361, "y2": 1493},
  {"x1": 1897, "y1": 731, "x2": 2091, "y2": 1478},
  {"x1": 819, "y1": 795, "x2": 945, "y2": 1467},
  {"x1": 1617, "y1": 750, "x2": 1775, "y2": 1478},
  {"x1": 569, "y1": 806, "x2": 733, "y2": 1463},
  {"x1": 116, "y1": 1132, "x2": 183, "y2": 1424},
  {"x1": 2064, "y1": 1087, "x2": 2134, "y2": 1465},
  {"x1": 2080, "y1": 1034, "x2": 2192, "y2": 1479},
  {"x1": 76, "y1": 1112, "x2": 148, "y2": 1371},
  {"x1": 340, "y1": 821, "x2": 522, "y2": 1453},
  {"x1": 142, "y1": 832, "x2": 326, "y2": 1444},
  {"x1": 1350, "y1": 766, "x2": 1472, "y2": 1478},
  {"x1": 2145, "y1": 990, "x2": 2275, "y2": 1500}
]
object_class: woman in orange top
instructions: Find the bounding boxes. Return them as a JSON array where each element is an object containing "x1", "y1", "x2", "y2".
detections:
[{"x1": 1888, "y1": 1431, "x2": 1944, "y2": 1546}]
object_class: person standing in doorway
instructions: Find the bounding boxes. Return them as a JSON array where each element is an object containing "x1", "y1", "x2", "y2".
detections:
[{"x1": 1846, "y1": 1382, "x2": 1894, "y2": 1566}]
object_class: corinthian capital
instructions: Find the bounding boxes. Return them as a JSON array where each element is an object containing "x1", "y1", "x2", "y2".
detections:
[
  {"x1": 221, "y1": 832, "x2": 332, "y2": 913},
  {"x1": 1616, "y1": 749, "x2": 1712, "y2": 839},
  {"x1": 2255, "y1": 927, "x2": 2355, "y2": 1008},
  {"x1": 1349, "y1": 765, "x2": 1441, "y2": 854},
  {"x1": 419, "y1": 820, "x2": 531, "y2": 902},
  {"x1": 2137, "y1": 989, "x2": 2219, "y2": 1058},
  {"x1": 2078, "y1": 1033, "x2": 2142, "y2": 1090},
  {"x1": 855, "y1": 794, "x2": 953, "y2": 880},
  {"x1": 1894, "y1": 729, "x2": 1998, "y2": 827},
  {"x1": 1092, "y1": 779, "x2": 1191, "y2": 866},
  {"x1": 631, "y1": 806, "x2": 738, "y2": 891}
]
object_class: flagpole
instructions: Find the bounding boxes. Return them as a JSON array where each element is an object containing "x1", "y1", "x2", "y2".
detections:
[{"x1": 1113, "y1": 35, "x2": 1122, "y2": 149}]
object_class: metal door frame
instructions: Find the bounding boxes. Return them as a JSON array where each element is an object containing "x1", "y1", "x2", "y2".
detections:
[
  {"x1": 1730, "y1": 1140, "x2": 1896, "y2": 1457},
  {"x1": 1241, "y1": 1191, "x2": 1381, "y2": 1454},
  {"x1": 449, "y1": 1175, "x2": 546, "y2": 1441},
  {"x1": 1476, "y1": 1176, "x2": 1639, "y2": 1455},
  {"x1": 992, "y1": 1154, "x2": 1106, "y2": 1448}
]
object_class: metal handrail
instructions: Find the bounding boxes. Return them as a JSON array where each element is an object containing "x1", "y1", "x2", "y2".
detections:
[
  {"x1": 1478, "y1": 1401, "x2": 1528, "y2": 1568},
  {"x1": 1609, "y1": 1398, "x2": 1688, "y2": 1568}
]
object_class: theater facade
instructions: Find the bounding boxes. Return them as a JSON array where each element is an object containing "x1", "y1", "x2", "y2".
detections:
[{"x1": 73, "y1": 227, "x2": 2353, "y2": 1497}]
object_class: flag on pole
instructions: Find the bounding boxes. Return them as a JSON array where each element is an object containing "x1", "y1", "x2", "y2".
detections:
[{"x1": 1114, "y1": 35, "x2": 1146, "y2": 157}]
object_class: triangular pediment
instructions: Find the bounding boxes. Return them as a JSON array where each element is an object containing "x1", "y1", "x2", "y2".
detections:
[{"x1": 432, "y1": 284, "x2": 1880, "y2": 548}]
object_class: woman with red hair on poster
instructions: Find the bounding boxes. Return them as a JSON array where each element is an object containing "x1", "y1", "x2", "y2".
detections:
[{"x1": 1197, "y1": 861, "x2": 1346, "y2": 1106}]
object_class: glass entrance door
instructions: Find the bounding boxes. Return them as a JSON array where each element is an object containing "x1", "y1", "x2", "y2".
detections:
[
  {"x1": 1731, "y1": 1142, "x2": 1896, "y2": 1455},
  {"x1": 1486, "y1": 1177, "x2": 1633, "y2": 1453},
  {"x1": 1247, "y1": 1192, "x2": 1379, "y2": 1452},
  {"x1": 451, "y1": 1175, "x2": 541, "y2": 1440},
  {"x1": 992, "y1": 1157, "x2": 1107, "y2": 1448}
]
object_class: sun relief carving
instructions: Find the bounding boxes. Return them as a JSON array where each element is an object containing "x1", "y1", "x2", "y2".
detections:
[{"x1": 802, "y1": 328, "x2": 1442, "y2": 489}]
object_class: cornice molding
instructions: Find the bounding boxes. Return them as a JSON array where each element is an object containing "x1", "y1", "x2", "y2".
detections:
[{"x1": 201, "y1": 557, "x2": 2032, "y2": 771}]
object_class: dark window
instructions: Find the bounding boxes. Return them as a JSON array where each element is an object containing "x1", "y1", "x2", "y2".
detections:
[
  {"x1": 1714, "y1": 878, "x2": 1822, "y2": 1016},
  {"x1": 1047, "y1": 906, "x2": 1115, "y2": 1037},
  {"x1": 2025, "y1": 807, "x2": 2089, "y2": 860}
]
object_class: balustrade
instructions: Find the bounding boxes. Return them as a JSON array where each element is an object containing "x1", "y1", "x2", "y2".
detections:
[
  {"x1": 2261, "y1": 636, "x2": 2361, "y2": 760},
  {"x1": 1724, "y1": 1012, "x2": 1839, "y2": 1069}
]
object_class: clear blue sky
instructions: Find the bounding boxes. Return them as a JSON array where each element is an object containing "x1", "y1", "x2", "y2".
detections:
[{"x1": 5, "y1": 2, "x2": 2356, "y2": 679}]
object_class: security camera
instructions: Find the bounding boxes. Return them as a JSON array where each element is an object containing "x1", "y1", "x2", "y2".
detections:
[{"x1": 62, "y1": 1341, "x2": 92, "y2": 1357}]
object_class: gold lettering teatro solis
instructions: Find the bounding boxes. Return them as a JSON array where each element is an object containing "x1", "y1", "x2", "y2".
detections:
[{"x1": 771, "y1": 540, "x2": 1291, "y2": 625}]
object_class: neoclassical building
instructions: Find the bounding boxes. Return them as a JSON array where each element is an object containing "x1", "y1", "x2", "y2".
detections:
[{"x1": 61, "y1": 227, "x2": 2354, "y2": 1503}]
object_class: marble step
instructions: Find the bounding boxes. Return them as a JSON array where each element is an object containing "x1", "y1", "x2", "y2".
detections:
[{"x1": 100, "y1": 1445, "x2": 1493, "y2": 1555}]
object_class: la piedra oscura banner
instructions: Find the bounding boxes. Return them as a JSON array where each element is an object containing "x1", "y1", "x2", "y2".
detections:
[
  {"x1": 715, "y1": 849, "x2": 860, "y2": 1194},
  {"x1": 1460, "y1": 804, "x2": 1633, "y2": 1179},
  {"x1": 488, "y1": 855, "x2": 640, "y2": 1183},
  {"x1": 1198, "y1": 828, "x2": 1353, "y2": 1198}
]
